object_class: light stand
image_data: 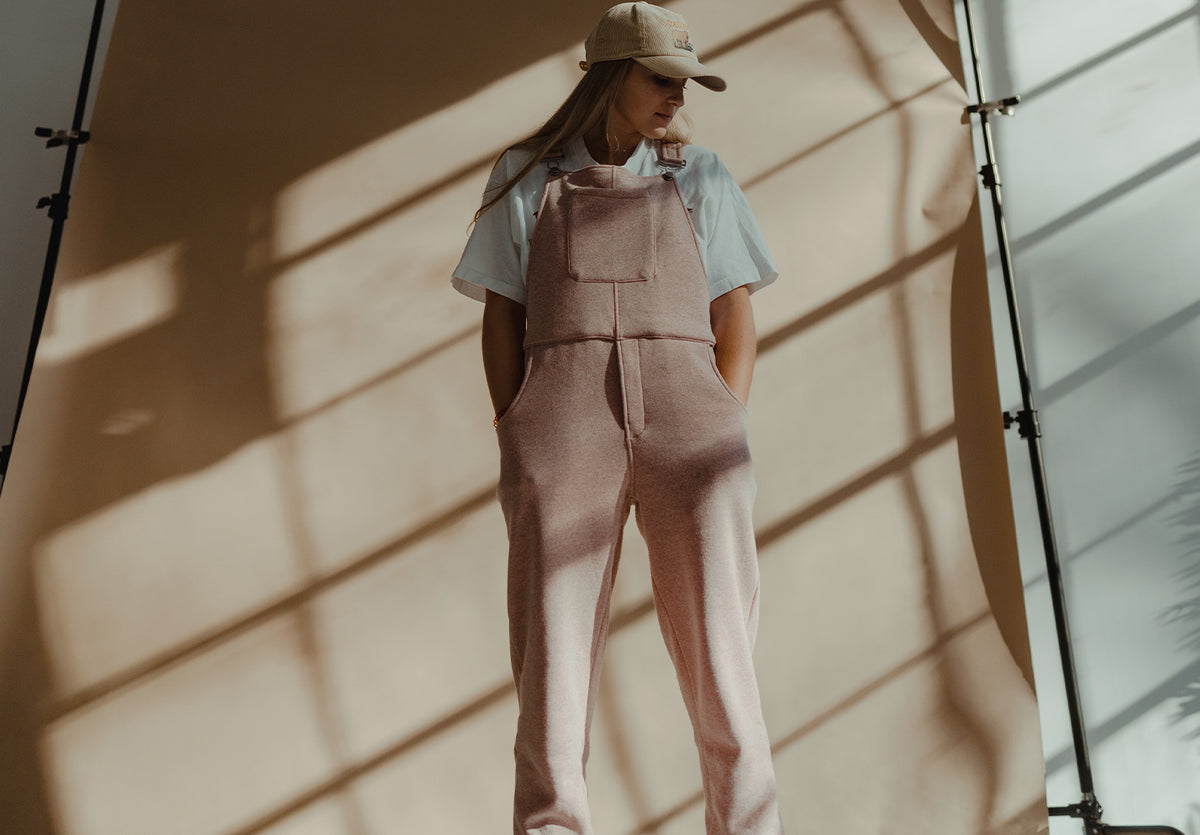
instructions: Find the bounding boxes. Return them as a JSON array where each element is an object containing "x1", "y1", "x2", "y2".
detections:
[
  {"x1": 0, "y1": 0, "x2": 107, "y2": 500},
  {"x1": 959, "y1": 1, "x2": 1187, "y2": 833}
]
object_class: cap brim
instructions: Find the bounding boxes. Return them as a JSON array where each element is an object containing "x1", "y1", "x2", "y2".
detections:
[{"x1": 634, "y1": 56, "x2": 727, "y2": 92}]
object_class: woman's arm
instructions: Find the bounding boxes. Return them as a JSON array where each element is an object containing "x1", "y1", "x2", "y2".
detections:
[
  {"x1": 710, "y1": 286, "x2": 756, "y2": 405},
  {"x1": 482, "y1": 289, "x2": 527, "y2": 418}
]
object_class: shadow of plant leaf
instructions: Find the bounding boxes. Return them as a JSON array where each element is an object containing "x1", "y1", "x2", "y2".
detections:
[{"x1": 1167, "y1": 452, "x2": 1200, "y2": 739}]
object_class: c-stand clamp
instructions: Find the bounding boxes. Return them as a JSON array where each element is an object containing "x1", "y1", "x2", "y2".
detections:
[
  {"x1": 965, "y1": 94, "x2": 1022, "y2": 117},
  {"x1": 35, "y1": 126, "x2": 91, "y2": 149},
  {"x1": 1002, "y1": 408, "x2": 1042, "y2": 439},
  {"x1": 1048, "y1": 792, "x2": 1109, "y2": 833},
  {"x1": 36, "y1": 193, "x2": 71, "y2": 220}
]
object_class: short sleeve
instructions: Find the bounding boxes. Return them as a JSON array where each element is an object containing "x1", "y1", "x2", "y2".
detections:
[
  {"x1": 684, "y1": 150, "x2": 779, "y2": 300},
  {"x1": 451, "y1": 150, "x2": 535, "y2": 304}
]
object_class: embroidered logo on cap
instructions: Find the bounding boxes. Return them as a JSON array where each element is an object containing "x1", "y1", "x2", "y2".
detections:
[{"x1": 666, "y1": 19, "x2": 695, "y2": 52}]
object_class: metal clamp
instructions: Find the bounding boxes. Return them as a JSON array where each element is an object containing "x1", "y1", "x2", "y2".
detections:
[
  {"x1": 35, "y1": 126, "x2": 91, "y2": 149},
  {"x1": 1002, "y1": 408, "x2": 1041, "y2": 439},
  {"x1": 1049, "y1": 792, "x2": 1103, "y2": 823},
  {"x1": 36, "y1": 192, "x2": 71, "y2": 220},
  {"x1": 965, "y1": 94, "x2": 1022, "y2": 117}
]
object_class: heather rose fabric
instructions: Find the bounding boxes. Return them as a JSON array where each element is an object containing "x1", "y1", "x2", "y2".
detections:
[{"x1": 497, "y1": 145, "x2": 783, "y2": 835}]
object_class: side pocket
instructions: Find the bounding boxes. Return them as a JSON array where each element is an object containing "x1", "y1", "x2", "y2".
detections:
[
  {"x1": 495, "y1": 353, "x2": 535, "y2": 428},
  {"x1": 707, "y1": 349, "x2": 748, "y2": 415}
]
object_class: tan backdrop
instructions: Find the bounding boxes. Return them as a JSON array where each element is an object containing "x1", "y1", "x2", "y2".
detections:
[{"x1": 0, "y1": 1, "x2": 1049, "y2": 832}]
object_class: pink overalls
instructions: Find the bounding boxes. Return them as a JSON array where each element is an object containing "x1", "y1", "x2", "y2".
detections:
[{"x1": 496, "y1": 143, "x2": 783, "y2": 834}]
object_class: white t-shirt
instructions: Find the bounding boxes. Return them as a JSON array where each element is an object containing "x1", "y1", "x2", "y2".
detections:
[{"x1": 452, "y1": 136, "x2": 777, "y2": 305}]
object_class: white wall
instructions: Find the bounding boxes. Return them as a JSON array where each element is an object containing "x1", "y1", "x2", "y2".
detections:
[
  {"x1": 958, "y1": 0, "x2": 1200, "y2": 830},
  {"x1": 0, "y1": 0, "x2": 118, "y2": 490}
]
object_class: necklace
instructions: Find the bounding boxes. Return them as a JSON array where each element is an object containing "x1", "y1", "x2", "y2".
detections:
[
  {"x1": 584, "y1": 128, "x2": 639, "y2": 165},
  {"x1": 606, "y1": 135, "x2": 639, "y2": 164}
]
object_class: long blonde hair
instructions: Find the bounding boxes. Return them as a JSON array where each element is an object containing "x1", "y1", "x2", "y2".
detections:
[{"x1": 474, "y1": 59, "x2": 693, "y2": 222}]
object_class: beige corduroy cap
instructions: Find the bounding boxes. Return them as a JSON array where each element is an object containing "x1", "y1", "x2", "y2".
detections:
[{"x1": 582, "y1": 2, "x2": 726, "y2": 91}]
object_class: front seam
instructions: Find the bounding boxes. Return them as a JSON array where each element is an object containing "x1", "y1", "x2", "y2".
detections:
[
  {"x1": 612, "y1": 281, "x2": 620, "y2": 340},
  {"x1": 614, "y1": 338, "x2": 637, "y2": 501},
  {"x1": 613, "y1": 284, "x2": 639, "y2": 498}
]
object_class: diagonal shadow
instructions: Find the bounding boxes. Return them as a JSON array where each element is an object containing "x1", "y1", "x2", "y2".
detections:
[
  {"x1": 896, "y1": 0, "x2": 967, "y2": 89},
  {"x1": 626, "y1": 609, "x2": 996, "y2": 833},
  {"x1": 1043, "y1": 657, "x2": 1200, "y2": 776},
  {"x1": 1019, "y1": 3, "x2": 1200, "y2": 104},
  {"x1": 36, "y1": 120, "x2": 979, "y2": 835},
  {"x1": 13, "y1": 0, "x2": 890, "y2": 541},
  {"x1": 969, "y1": 0, "x2": 1200, "y2": 814},
  {"x1": 44, "y1": 484, "x2": 498, "y2": 721},
  {"x1": 44, "y1": 415, "x2": 964, "y2": 833},
  {"x1": 757, "y1": 231, "x2": 958, "y2": 354},
  {"x1": 978, "y1": 2, "x2": 1200, "y2": 416},
  {"x1": 276, "y1": 76, "x2": 962, "y2": 432},
  {"x1": 704, "y1": 0, "x2": 835, "y2": 63},
  {"x1": 220, "y1": 679, "x2": 516, "y2": 835},
  {"x1": 11, "y1": 4, "x2": 1045, "y2": 835},
  {"x1": 1023, "y1": 491, "x2": 1180, "y2": 591},
  {"x1": 43, "y1": 221, "x2": 965, "y2": 722},
  {"x1": 836, "y1": 2, "x2": 1002, "y2": 830},
  {"x1": 1005, "y1": 137, "x2": 1200, "y2": 258},
  {"x1": 38, "y1": 7, "x2": 981, "y2": 732},
  {"x1": 741, "y1": 77, "x2": 959, "y2": 193},
  {"x1": 262, "y1": 0, "x2": 839, "y2": 323},
  {"x1": 1035, "y1": 298, "x2": 1200, "y2": 410}
]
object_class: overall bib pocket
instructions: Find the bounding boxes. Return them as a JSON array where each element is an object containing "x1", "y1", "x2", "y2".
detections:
[{"x1": 566, "y1": 186, "x2": 656, "y2": 283}]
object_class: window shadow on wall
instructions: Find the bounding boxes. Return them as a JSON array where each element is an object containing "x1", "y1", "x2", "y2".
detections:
[
  {"x1": 0, "y1": 1, "x2": 1042, "y2": 834},
  {"x1": 0, "y1": 2, "x2": 622, "y2": 832}
]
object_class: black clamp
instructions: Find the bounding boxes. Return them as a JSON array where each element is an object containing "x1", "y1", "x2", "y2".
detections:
[
  {"x1": 35, "y1": 126, "x2": 91, "y2": 149},
  {"x1": 965, "y1": 94, "x2": 1022, "y2": 117},
  {"x1": 979, "y1": 163, "x2": 1000, "y2": 190},
  {"x1": 1048, "y1": 793, "x2": 1104, "y2": 830},
  {"x1": 1002, "y1": 408, "x2": 1041, "y2": 439},
  {"x1": 37, "y1": 192, "x2": 71, "y2": 220},
  {"x1": 0, "y1": 444, "x2": 10, "y2": 476}
]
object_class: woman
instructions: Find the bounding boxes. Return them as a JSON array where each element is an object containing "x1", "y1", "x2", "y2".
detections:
[{"x1": 453, "y1": 4, "x2": 784, "y2": 832}]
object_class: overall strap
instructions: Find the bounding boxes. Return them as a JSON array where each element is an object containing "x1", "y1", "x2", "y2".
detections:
[{"x1": 655, "y1": 141, "x2": 687, "y2": 180}]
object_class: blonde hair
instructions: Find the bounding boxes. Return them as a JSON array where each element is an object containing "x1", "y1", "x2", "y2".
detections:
[{"x1": 474, "y1": 59, "x2": 693, "y2": 222}]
